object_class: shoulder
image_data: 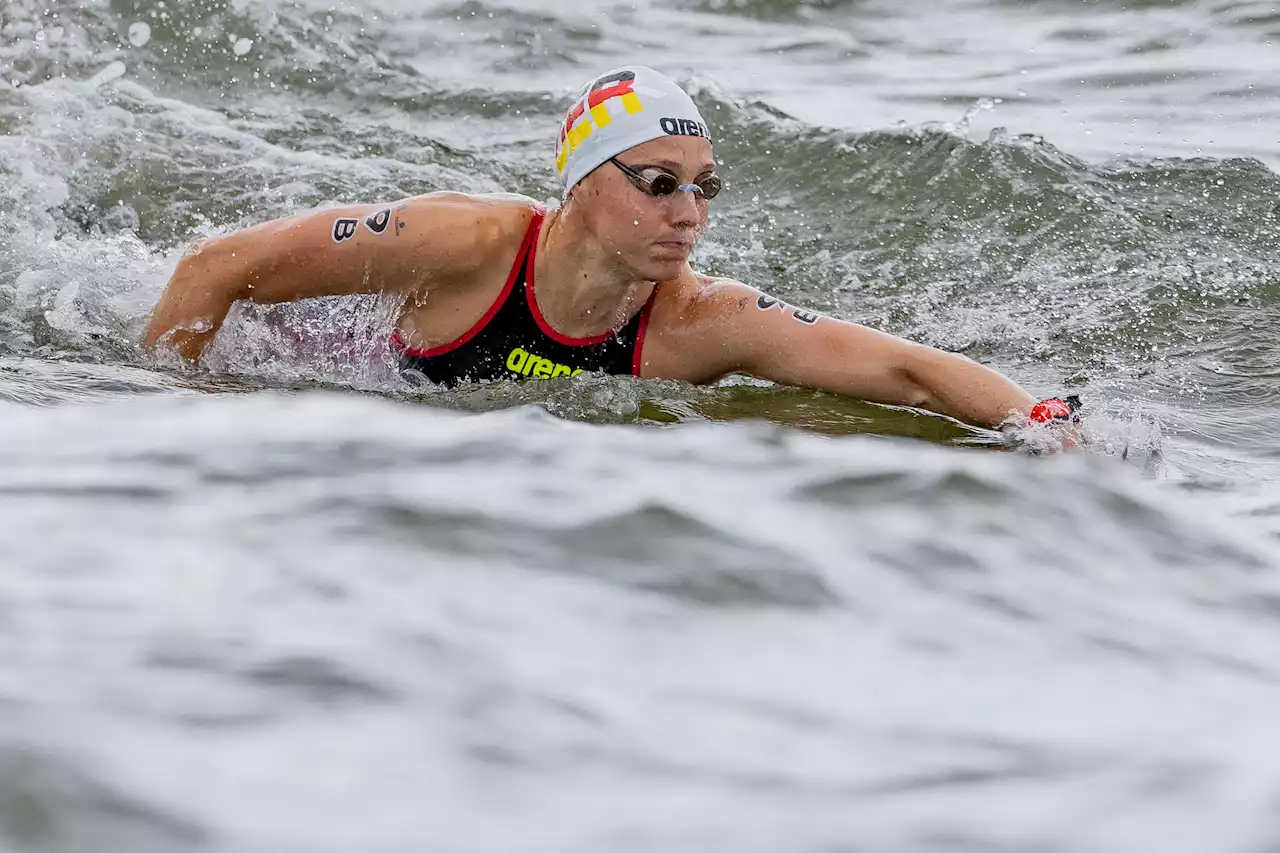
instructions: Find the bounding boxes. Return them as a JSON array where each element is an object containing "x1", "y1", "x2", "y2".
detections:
[
  {"x1": 392, "y1": 191, "x2": 543, "y2": 265},
  {"x1": 649, "y1": 272, "x2": 760, "y2": 331},
  {"x1": 395, "y1": 191, "x2": 541, "y2": 224},
  {"x1": 638, "y1": 272, "x2": 763, "y2": 382},
  {"x1": 371, "y1": 190, "x2": 545, "y2": 284}
]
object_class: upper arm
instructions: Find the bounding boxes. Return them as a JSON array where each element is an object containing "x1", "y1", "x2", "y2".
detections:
[
  {"x1": 642, "y1": 278, "x2": 932, "y2": 407},
  {"x1": 186, "y1": 192, "x2": 524, "y2": 305}
]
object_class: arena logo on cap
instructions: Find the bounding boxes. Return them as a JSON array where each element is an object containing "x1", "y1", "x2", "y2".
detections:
[
  {"x1": 555, "y1": 70, "x2": 645, "y2": 175},
  {"x1": 660, "y1": 117, "x2": 709, "y2": 139}
]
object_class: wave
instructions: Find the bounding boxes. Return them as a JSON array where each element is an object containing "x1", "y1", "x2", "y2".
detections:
[{"x1": 0, "y1": 0, "x2": 1273, "y2": 464}]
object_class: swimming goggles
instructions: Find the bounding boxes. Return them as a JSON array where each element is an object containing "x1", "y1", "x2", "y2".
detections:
[{"x1": 609, "y1": 158, "x2": 723, "y2": 200}]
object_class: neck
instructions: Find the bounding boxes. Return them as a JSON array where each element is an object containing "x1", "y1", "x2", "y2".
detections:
[{"x1": 534, "y1": 204, "x2": 654, "y2": 338}]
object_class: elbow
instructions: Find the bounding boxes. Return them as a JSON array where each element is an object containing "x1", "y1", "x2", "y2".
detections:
[
  {"x1": 895, "y1": 344, "x2": 939, "y2": 410},
  {"x1": 897, "y1": 343, "x2": 982, "y2": 412}
]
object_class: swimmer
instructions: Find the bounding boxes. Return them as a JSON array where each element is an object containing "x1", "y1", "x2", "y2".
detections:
[{"x1": 144, "y1": 66, "x2": 1075, "y2": 430}]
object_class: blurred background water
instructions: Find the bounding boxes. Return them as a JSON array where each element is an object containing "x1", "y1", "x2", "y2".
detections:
[{"x1": 2, "y1": 0, "x2": 1280, "y2": 850}]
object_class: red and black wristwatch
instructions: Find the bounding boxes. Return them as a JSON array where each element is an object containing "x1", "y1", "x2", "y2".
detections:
[{"x1": 1029, "y1": 394, "x2": 1082, "y2": 424}]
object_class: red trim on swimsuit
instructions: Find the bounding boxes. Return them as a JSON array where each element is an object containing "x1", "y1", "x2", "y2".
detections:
[
  {"x1": 631, "y1": 296, "x2": 654, "y2": 377},
  {"x1": 393, "y1": 206, "x2": 546, "y2": 358}
]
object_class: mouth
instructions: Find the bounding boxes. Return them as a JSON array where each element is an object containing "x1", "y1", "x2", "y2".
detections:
[{"x1": 653, "y1": 239, "x2": 694, "y2": 253}]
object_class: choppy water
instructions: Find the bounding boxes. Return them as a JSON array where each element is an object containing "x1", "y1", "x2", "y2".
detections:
[{"x1": 2, "y1": 0, "x2": 1280, "y2": 850}]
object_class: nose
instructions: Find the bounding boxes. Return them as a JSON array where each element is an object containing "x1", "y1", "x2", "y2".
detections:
[{"x1": 665, "y1": 187, "x2": 705, "y2": 231}]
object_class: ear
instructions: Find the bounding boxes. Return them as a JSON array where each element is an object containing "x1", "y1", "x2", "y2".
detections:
[{"x1": 564, "y1": 179, "x2": 588, "y2": 206}]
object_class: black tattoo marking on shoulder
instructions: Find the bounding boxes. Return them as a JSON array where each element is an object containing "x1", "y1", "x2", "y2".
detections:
[
  {"x1": 756, "y1": 292, "x2": 821, "y2": 325},
  {"x1": 757, "y1": 293, "x2": 788, "y2": 312},
  {"x1": 395, "y1": 217, "x2": 406, "y2": 236},
  {"x1": 364, "y1": 208, "x2": 391, "y2": 234},
  {"x1": 332, "y1": 217, "x2": 359, "y2": 242}
]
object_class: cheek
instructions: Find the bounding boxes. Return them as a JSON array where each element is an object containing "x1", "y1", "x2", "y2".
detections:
[
  {"x1": 614, "y1": 206, "x2": 660, "y2": 247},
  {"x1": 582, "y1": 189, "x2": 660, "y2": 251}
]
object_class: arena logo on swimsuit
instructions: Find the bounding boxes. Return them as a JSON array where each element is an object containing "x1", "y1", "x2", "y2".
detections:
[
  {"x1": 555, "y1": 71, "x2": 645, "y2": 176},
  {"x1": 506, "y1": 347, "x2": 585, "y2": 379}
]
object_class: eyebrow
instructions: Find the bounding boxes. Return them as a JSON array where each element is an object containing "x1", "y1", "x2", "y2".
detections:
[{"x1": 632, "y1": 159, "x2": 717, "y2": 176}]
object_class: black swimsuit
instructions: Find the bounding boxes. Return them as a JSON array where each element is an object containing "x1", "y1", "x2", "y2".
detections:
[{"x1": 392, "y1": 205, "x2": 654, "y2": 388}]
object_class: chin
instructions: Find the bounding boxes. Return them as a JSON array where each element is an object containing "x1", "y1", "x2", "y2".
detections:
[
  {"x1": 636, "y1": 260, "x2": 682, "y2": 282},
  {"x1": 642, "y1": 252, "x2": 689, "y2": 281}
]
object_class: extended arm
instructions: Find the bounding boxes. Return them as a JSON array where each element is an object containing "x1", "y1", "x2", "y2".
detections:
[
  {"x1": 642, "y1": 279, "x2": 1037, "y2": 429},
  {"x1": 142, "y1": 192, "x2": 504, "y2": 361}
]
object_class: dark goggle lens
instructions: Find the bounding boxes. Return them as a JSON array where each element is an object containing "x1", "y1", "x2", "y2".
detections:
[
  {"x1": 696, "y1": 174, "x2": 723, "y2": 200},
  {"x1": 646, "y1": 172, "x2": 723, "y2": 200},
  {"x1": 646, "y1": 172, "x2": 680, "y2": 196}
]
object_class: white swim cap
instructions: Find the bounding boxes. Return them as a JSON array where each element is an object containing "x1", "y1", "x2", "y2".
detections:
[{"x1": 554, "y1": 66, "x2": 712, "y2": 193}]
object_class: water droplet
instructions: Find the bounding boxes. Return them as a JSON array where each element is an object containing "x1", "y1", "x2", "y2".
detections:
[
  {"x1": 233, "y1": 37, "x2": 254, "y2": 56},
  {"x1": 128, "y1": 22, "x2": 151, "y2": 47}
]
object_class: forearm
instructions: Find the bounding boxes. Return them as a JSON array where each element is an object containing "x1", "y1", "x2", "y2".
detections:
[
  {"x1": 903, "y1": 345, "x2": 1036, "y2": 429},
  {"x1": 668, "y1": 282, "x2": 1040, "y2": 429},
  {"x1": 142, "y1": 240, "x2": 248, "y2": 361}
]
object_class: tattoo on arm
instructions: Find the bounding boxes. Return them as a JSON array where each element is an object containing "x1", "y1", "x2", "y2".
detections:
[
  {"x1": 333, "y1": 207, "x2": 393, "y2": 243},
  {"x1": 364, "y1": 208, "x2": 391, "y2": 234},
  {"x1": 756, "y1": 293, "x2": 820, "y2": 325},
  {"x1": 332, "y1": 218, "x2": 359, "y2": 242}
]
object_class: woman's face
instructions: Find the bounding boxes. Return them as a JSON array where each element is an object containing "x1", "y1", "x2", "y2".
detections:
[{"x1": 572, "y1": 135, "x2": 716, "y2": 282}]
